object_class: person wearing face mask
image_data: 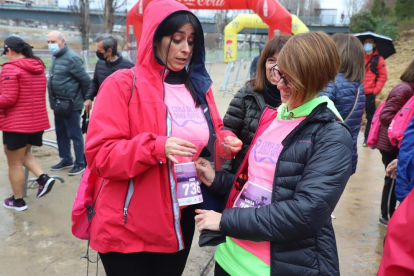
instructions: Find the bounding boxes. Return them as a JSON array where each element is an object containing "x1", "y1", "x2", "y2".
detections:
[
  {"x1": 46, "y1": 31, "x2": 91, "y2": 176},
  {"x1": 222, "y1": 35, "x2": 291, "y2": 174},
  {"x1": 362, "y1": 36, "x2": 387, "y2": 147},
  {"x1": 83, "y1": 34, "x2": 134, "y2": 113},
  {"x1": 83, "y1": 1, "x2": 241, "y2": 275},
  {"x1": 194, "y1": 32, "x2": 353, "y2": 276},
  {"x1": 0, "y1": 37, "x2": 55, "y2": 211}
]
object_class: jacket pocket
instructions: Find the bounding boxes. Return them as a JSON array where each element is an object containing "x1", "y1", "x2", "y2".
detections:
[{"x1": 123, "y1": 179, "x2": 135, "y2": 225}]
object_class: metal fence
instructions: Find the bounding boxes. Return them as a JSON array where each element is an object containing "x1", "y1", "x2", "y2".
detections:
[
  {"x1": 219, "y1": 58, "x2": 253, "y2": 97},
  {"x1": 0, "y1": 48, "x2": 258, "y2": 70},
  {"x1": 0, "y1": 48, "x2": 255, "y2": 98}
]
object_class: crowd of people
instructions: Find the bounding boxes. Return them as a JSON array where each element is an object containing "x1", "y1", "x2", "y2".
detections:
[
  {"x1": 0, "y1": 31, "x2": 134, "y2": 209},
  {"x1": 1, "y1": 0, "x2": 414, "y2": 274}
]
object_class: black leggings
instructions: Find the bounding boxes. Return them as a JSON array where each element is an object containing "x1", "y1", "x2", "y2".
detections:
[
  {"x1": 380, "y1": 150, "x2": 398, "y2": 220},
  {"x1": 215, "y1": 262, "x2": 230, "y2": 276},
  {"x1": 364, "y1": 93, "x2": 377, "y2": 141},
  {"x1": 99, "y1": 205, "x2": 196, "y2": 276}
]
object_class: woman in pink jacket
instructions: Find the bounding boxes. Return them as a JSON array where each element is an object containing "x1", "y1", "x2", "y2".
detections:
[
  {"x1": 84, "y1": 0, "x2": 241, "y2": 275},
  {"x1": 1, "y1": 37, "x2": 55, "y2": 211}
]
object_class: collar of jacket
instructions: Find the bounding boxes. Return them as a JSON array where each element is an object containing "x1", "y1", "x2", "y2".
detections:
[
  {"x1": 135, "y1": 0, "x2": 212, "y2": 103},
  {"x1": 243, "y1": 85, "x2": 266, "y2": 110},
  {"x1": 277, "y1": 96, "x2": 343, "y2": 121},
  {"x1": 54, "y1": 44, "x2": 68, "y2": 58},
  {"x1": 105, "y1": 53, "x2": 122, "y2": 66},
  {"x1": 279, "y1": 102, "x2": 351, "y2": 147}
]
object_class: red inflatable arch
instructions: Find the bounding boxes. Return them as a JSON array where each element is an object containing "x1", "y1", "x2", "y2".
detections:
[{"x1": 126, "y1": 0, "x2": 292, "y2": 50}]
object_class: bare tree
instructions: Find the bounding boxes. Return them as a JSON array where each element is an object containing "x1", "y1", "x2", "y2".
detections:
[
  {"x1": 346, "y1": 0, "x2": 366, "y2": 17},
  {"x1": 279, "y1": 0, "x2": 321, "y2": 16},
  {"x1": 103, "y1": 0, "x2": 127, "y2": 33},
  {"x1": 215, "y1": 10, "x2": 231, "y2": 35},
  {"x1": 70, "y1": 0, "x2": 90, "y2": 50}
]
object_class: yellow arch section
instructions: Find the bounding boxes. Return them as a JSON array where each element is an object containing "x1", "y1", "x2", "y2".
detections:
[{"x1": 224, "y1": 14, "x2": 309, "y2": 62}]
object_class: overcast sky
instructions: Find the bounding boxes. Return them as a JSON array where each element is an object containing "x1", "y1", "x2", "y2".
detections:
[{"x1": 58, "y1": 0, "x2": 347, "y2": 14}]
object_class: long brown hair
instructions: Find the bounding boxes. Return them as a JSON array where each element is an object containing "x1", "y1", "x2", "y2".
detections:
[
  {"x1": 401, "y1": 59, "x2": 414, "y2": 83},
  {"x1": 331, "y1": 33, "x2": 365, "y2": 83},
  {"x1": 246, "y1": 34, "x2": 292, "y2": 92},
  {"x1": 277, "y1": 32, "x2": 340, "y2": 106}
]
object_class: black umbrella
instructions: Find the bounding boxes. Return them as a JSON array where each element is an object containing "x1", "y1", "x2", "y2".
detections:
[
  {"x1": 81, "y1": 111, "x2": 89, "y2": 134},
  {"x1": 354, "y1": 31, "x2": 396, "y2": 59}
]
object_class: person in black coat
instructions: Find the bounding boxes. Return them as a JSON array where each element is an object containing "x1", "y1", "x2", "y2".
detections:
[
  {"x1": 249, "y1": 43, "x2": 264, "y2": 79},
  {"x1": 222, "y1": 35, "x2": 291, "y2": 174},
  {"x1": 194, "y1": 32, "x2": 353, "y2": 276},
  {"x1": 84, "y1": 34, "x2": 134, "y2": 113}
]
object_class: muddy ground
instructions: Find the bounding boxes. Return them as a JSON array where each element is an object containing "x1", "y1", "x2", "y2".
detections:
[{"x1": 1, "y1": 31, "x2": 413, "y2": 275}]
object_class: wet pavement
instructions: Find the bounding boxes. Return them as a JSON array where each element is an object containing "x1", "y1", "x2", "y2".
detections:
[{"x1": 0, "y1": 63, "x2": 387, "y2": 275}]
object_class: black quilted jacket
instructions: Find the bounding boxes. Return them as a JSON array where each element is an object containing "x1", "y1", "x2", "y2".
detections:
[
  {"x1": 222, "y1": 85, "x2": 266, "y2": 173},
  {"x1": 211, "y1": 103, "x2": 353, "y2": 276},
  {"x1": 85, "y1": 55, "x2": 134, "y2": 101}
]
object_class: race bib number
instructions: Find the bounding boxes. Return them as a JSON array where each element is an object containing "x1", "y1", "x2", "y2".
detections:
[
  {"x1": 234, "y1": 181, "x2": 272, "y2": 208},
  {"x1": 175, "y1": 162, "x2": 203, "y2": 206}
]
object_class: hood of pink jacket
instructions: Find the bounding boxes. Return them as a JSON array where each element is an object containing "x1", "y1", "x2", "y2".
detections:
[
  {"x1": 135, "y1": 0, "x2": 212, "y2": 102},
  {"x1": 1, "y1": 58, "x2": 44, "y2": 75}
]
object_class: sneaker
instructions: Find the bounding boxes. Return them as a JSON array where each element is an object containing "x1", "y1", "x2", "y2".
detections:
[
  {"x1": 362, "y1": 142, "x2": 367, "y2": 147},
  {"x1": 68, "y1": 166, "x2": 85, "y2": 176},
  {"x1": 51, "y1": 160, "x2": 74, "y2": 171},
  {"x1": 3, "y1": 196, "x2": 28, "y2": 211},
  {"x1": 378, "y1": 217, "x2": 388, "y2": 226},
  {"x1": 37, "y1": 174, "x2": 55, "y2": 198}
]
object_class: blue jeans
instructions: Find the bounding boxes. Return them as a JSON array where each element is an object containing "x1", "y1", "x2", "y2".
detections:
[{"x1": 54, "y1": 110, "x2": 85, "y2": 167}]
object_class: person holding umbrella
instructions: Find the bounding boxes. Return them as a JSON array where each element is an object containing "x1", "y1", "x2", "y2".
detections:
[{"x1": 354, "y1": 32, "x2": 393, "y2": 147}]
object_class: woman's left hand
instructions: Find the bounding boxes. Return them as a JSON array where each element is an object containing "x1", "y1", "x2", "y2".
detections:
[
  {"x1": 386, "y1": 159, "x2": 398, "y2": 179},
  {"x1": 223, "y1": 136, "x2": 242, "y2": 154},
  {"x1": 195, "y1": 209, "x2": 222, "y2": 232}
]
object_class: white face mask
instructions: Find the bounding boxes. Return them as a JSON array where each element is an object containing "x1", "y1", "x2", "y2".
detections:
[
  {"x1": 364, "y1": 43, "x2": 373, "y2": 52},
  {"x1": 48, "y1": 43, "x2": 60, "y2": 54}
]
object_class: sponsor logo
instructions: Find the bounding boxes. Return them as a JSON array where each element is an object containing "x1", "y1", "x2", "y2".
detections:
[{"x1": 177, "y1": 0, "x2": 225, "y2": 7}]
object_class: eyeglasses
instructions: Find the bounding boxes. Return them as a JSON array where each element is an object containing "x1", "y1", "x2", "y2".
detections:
[{"x1": 270, "y1": 65, "x2": 290, "y2": 87}]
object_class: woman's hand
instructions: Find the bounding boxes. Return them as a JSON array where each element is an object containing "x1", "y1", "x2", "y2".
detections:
[
  {"x1": 195, "y1": 209, "x2": 222, "y2": 232},
  {"x1": 386, "y1": 159, "x2": 398, "y2": 179},
  {"x1": 165, "y1": 137, "x2": 197, "y2": 164},
  {"x1": 223, "y1": 136, "x2": 242, "y2": 154},
  {"x1": 195, "y1": 158, "x2": 215, "y2": 187}
]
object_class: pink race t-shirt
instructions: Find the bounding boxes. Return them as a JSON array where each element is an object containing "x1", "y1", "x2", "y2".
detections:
[
  {"x1": 232, "y1": 116, "x2": 305, "y2": 265},
  {"x1": 164, "y1": 82, "x2": 210, "y2": 164}
]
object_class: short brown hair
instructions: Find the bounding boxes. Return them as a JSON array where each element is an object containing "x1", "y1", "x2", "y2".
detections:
[
  {"x1": 331, "y1": 33, "x2": 365, "y2": 83},
  {"x1": 277, "y1": 32, "x2": 340, "y2": 106},
  {"x1": 400, "y1": 59, "x2": 414, "y2": 83},
  {"x1": 246, "y1": 34, "x2": 292, "y2": 91}
]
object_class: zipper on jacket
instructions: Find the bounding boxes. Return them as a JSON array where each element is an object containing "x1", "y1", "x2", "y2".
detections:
[
  {"x1": 223, "y1": 105, "x2": 277, "y2": 206},
  {"x1": 123, "y1": 179, "x2": 134, "y2": 225},
  {"x1": 161, "y1": 67, "x2": 183, "y2": 251}
]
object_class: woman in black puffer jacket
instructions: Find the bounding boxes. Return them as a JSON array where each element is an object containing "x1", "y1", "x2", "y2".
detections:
[
  {"x1": 222, "y1": 35, "x2": 291, "y2": 174},
  {"x1": 194, "y1": 32, "x2": 353, "y2": 276}
]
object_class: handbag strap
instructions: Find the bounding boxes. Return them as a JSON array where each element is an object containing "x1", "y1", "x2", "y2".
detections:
[
  {"x1": 344, "y1": 85, "x2": 361, "y2": 123},
  {"x1": 89, "y1": 69, "x2": 136, "y2": 208},
  {"x1": 50, "y1": 56, "x2": 81, "y2": 102},
  {"x1": 50, "y1": 56, "x2": 57, "y2": 99},
  {"x1": 128, "y1": 68, "x2": 136, "y2": 106}
]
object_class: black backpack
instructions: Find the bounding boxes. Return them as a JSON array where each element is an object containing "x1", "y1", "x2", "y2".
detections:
[{"x1": 366, "y1": 55, "x2": 380, "y2": 79}]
